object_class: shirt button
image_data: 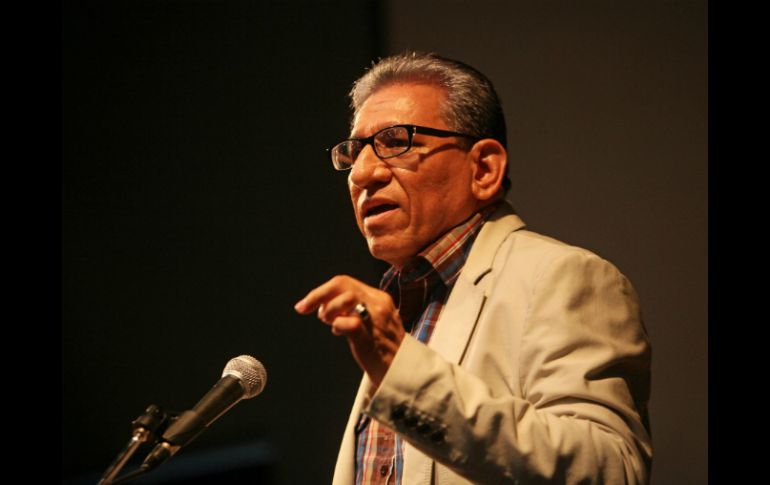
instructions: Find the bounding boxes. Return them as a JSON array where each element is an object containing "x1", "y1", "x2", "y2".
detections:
[{"x1": 380, "y1": 464, "x2": 389, "y2": 476}]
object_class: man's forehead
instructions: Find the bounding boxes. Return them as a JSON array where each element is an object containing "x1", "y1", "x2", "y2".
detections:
[
  {"x1": 350, "y1": 118, "x2": 400, "y2": 138},
  {"x1": 350, "y1": 83, "x2": 446, "y2": 137},
  {"x1": 350, "y1": 98, "x2": 416, "y2": 138}
]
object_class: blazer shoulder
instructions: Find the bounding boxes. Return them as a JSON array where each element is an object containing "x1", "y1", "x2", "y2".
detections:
[
  {"x1": 495, "y1": 229, "x2": 629, "y2": 285},
  {"x1": 508, "y1": 229, "x2": 592, "y2": 257}
]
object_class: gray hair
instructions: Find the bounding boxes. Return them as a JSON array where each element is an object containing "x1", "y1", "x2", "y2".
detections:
[{"x1": 349, "y1": 51, "x2": 510, "y2": 192}]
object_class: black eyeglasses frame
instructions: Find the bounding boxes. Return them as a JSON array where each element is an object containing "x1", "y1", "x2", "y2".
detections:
[{"x1": 327, "y1": 124, "x2": 480, "y2": 171}]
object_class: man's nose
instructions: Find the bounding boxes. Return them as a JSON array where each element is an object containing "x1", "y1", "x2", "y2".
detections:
[{"x1": 348, "y1": 144, "x2": 391, "y2": 188}]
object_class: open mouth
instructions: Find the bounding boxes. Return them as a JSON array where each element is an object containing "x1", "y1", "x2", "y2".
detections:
[{"x1": 365, "y1": 203, "x2": 399, "y2": 218}]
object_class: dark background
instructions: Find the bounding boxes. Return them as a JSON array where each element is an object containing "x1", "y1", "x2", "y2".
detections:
[{"x1": 63, "y1": 1, "x2": 707, "y2": 483}]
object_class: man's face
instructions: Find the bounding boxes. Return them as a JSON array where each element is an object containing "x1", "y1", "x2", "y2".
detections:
[{"x1": 348, "y1": 83, "x2": 478, "y2": 268}]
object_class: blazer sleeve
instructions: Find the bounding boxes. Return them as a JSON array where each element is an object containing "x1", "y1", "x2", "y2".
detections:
[{"x1": 363, "y1": 250, "x2": 652, "y2": 484}]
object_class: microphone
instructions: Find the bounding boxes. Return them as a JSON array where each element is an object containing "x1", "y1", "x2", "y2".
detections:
[{"x1": 141, "y1": 355, "x2": 267, "y2": 471}]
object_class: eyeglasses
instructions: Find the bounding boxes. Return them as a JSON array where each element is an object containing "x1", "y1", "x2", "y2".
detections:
[{"x1": 327, "y1": 124, "x2": 479, "y2": 171}]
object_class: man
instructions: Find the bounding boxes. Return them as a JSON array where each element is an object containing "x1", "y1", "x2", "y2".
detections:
[{"x1": 295, "y1": 52, "x2": 651, "y2": 484}]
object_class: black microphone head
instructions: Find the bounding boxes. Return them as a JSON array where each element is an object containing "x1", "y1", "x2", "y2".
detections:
[{"x1": 222, "y1": 355, "x2": 266, "y2": 399}]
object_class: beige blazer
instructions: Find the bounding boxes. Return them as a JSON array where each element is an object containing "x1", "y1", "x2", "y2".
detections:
[{"x1": 332, "y1": 202, "x2": 652, "y2": 484}]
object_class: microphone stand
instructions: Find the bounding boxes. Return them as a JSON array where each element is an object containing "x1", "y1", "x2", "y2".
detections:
[{"x1": 97, "y1": 405, "x2": 172, "y2": 485}]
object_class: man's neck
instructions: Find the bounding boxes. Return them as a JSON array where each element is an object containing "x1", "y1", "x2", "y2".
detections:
[{"x1": 389, "y1": 199, "x2": 503, "y2": 272}]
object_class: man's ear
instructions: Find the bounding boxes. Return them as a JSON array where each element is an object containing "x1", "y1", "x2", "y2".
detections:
[{"x1": 469, "y1": 139, "x2": 508, "y2": 201}]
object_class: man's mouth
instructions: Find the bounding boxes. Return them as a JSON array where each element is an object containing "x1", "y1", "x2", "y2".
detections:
[{"x1": 364, "y1": 203, "x2": 399, "y2": 219}]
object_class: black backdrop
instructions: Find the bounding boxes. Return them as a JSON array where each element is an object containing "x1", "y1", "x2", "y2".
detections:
[
  {"x1": 63, "y1": 1, "x2": 707, "y2": 484},
  {"x1": 64, "y1": 1, "x2": 387, "y2": 483}
]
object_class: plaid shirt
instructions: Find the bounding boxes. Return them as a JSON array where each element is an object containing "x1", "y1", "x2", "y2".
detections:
[{"x1": 354, "y1": 203, "x2": 498, "y2": 484}]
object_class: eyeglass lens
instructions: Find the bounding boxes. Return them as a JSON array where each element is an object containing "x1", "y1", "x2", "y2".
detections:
[{"x1": 333, "y1": 126, "x2": 412, "y2": 169}]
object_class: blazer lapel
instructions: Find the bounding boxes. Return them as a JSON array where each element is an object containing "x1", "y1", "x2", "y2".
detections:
[
  {"x1": 402, "y1": 202, "x2": 526, "y2": 483},
  {"x1": 428, "y1": 272, "x2": 487, "y2": 365},
  {"x1": 428, "y1": 201, "x2": 526, "y2": 366}
]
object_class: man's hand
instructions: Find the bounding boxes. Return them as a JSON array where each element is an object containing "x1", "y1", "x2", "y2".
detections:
[{"x1": 294, "y1": 275, "x2": 405, "y2": 388}]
